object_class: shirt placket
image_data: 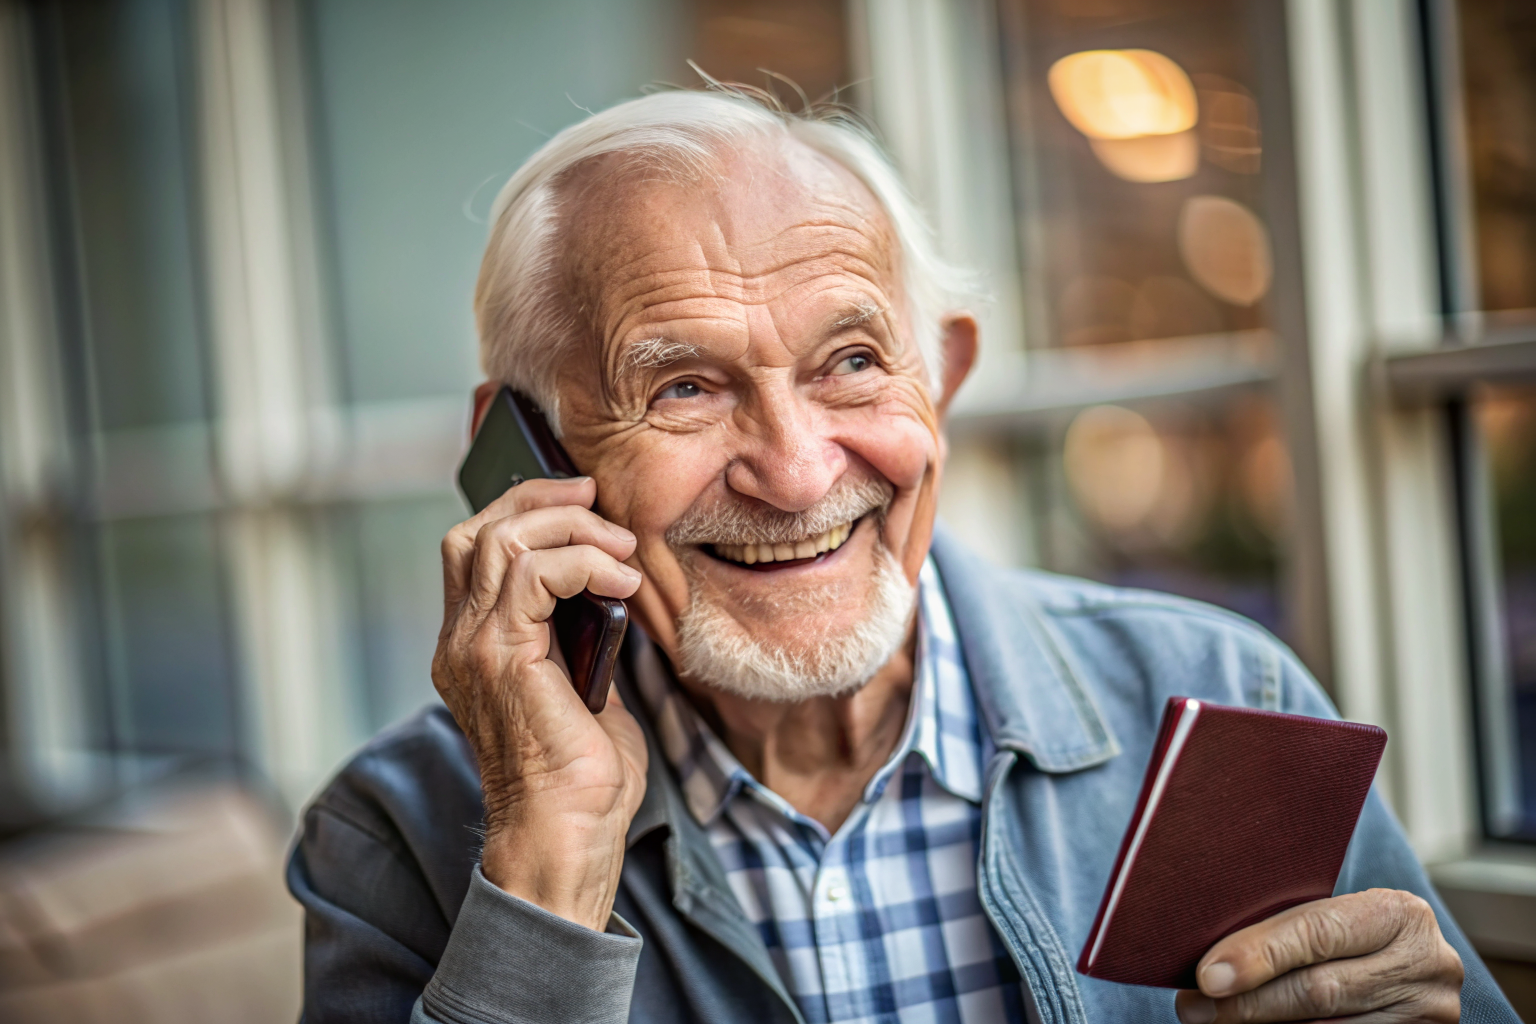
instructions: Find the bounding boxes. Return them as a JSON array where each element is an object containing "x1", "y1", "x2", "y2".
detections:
[{"x1": 810, "y1": 799, "x2": 879, "y2": 1023}]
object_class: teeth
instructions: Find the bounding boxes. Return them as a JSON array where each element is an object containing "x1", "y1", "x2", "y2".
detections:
[{"x1": 711, "y1": 521, "x2": 857, "y2": 566}]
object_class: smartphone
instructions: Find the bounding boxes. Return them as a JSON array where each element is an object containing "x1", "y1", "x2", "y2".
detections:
[{"x1": 457, "y1": 386, "x2": 628, "y2": 714}]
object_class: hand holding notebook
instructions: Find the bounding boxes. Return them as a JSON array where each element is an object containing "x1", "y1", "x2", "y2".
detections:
[{"x1": 1078, "y1": 697, "x2": 1387, "y2": 989}]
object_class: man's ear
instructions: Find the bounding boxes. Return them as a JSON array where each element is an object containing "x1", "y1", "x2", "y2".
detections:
[
  {"x1": 935, "y1": 312, "x2": 979, "y2": 420},
  {"x1": 470, "y1": 381, "x2": 501, "y2": 439}
]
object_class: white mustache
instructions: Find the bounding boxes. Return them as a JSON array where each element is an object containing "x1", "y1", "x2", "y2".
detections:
[{"x1": 665, "y1": 476, "x2": 894, "y2": 548}]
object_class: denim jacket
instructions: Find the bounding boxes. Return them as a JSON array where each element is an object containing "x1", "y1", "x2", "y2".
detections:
[{"x1": 288, "y1": 528, "x2": 1520, "y2": 1023}]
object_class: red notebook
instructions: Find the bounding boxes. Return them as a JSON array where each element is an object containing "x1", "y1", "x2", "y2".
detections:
[{"x1": 1077, "y1": 697, "x2": 1387, "y2": 989}]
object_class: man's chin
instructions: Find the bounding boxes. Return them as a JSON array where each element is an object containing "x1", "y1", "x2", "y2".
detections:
[{"x1": 672, "y1": 542, "x2": 917, "y2": 703}]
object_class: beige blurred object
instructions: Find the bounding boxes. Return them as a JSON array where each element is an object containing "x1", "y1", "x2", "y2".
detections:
[
  {"x1": 1063, "y1": 404, "x2": 1165, "y2": 531},
  {"x1": 1088, "y1": 129, "x2": 1199, "y2": 182},
  {"x1": 1178, "y1": 195, "x2": 1274, "y2": 306},
  {"x1": 0, "y1": 781, "x2": 301, "y2": 1024},
  {"x1": 1047, "y1": 49, "x2": 1198, "y2": 140}
]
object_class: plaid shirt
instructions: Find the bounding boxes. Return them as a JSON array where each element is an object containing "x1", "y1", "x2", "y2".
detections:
[{"x1": 634, "y1": 560, "x2": 1025, "y2": 1023}]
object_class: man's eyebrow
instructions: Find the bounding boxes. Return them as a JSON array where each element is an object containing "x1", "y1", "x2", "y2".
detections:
[
  {"x1": 833, "y1": 302, "x2": 885, "y2": 329},
  {"x1": 621, "y1": 337, "x2": 701, "y2": 372}
]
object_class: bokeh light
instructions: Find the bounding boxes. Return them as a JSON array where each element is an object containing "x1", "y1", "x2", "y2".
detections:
[
  {"x1": 1048, "y1": 49, "x2": 1199, "y2": 140},
  {"x1": 1177, "y1": 195, "x2": 1273, "y2": 305},
  {"x1": 1088, "y1": 129, "x2": 1199, "y2": 182},
  {"x1": 1063, "y1": 405, "x2": 1166, "y2": 531}
]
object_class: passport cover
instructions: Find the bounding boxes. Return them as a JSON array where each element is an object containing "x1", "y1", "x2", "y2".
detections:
[{"x1": 1077, "y1": 697, "x2": 1387, "y2": 989}]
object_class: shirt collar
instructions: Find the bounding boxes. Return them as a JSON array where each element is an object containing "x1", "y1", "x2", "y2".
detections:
[{"x1": 632, "y1": 557, "x2": 988, "y2": 827}]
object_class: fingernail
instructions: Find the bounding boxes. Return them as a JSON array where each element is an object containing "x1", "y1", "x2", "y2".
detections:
[
  {"x1": 619, "y1": 564, "x2": 642, "y2": 582},
  {"x1": 1177, "y1": 995, "x2": 1216, "y2": 1024},
  {"x1": 1200, "y1": 961, "x2": 1236, "y2": 997},
  {"x1": 605, "y1": 521, "x2": 635, "y2": 542}
]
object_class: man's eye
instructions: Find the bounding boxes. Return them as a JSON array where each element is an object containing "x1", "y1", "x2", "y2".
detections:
[
  {"x1": 657, "y1": 380, "x2": 703, "y2": 401},
  {"x1": 831, "y1": 352, "x2": 874, "y2": 375}
]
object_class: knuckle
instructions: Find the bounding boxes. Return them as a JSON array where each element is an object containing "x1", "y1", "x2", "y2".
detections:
[
  {"x1": 441, "y1": 530, "x2": 472, "y2": 562},
  {"x1": 1300, "y1": 968, "x2": 1344, "y2": 1017},
  {"x1": 1296, "y1": 905, "x2": 1350, "y2": 963},
  {"x1": 1438, "y1": 941, "x2": 1465, "y2": 984}
]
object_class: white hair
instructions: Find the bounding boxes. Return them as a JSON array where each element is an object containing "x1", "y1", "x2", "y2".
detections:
[{"x1": 473, "y1": 88, "x2": 976, "y2": 431}]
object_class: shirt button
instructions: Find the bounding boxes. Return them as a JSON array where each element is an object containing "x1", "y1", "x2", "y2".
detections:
[{"x1": 825, "y1": 884, "x2": 848, "y2": 902}]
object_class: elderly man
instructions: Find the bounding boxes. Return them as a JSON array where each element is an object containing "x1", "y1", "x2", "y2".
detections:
[{"x1": 288, "y1": 92, "x2": 1516, "y2": 1024}]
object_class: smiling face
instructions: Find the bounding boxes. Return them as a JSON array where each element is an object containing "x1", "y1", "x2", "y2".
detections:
[{"x1": 546, "y1": 134, "x2": 966, "y2": 701}]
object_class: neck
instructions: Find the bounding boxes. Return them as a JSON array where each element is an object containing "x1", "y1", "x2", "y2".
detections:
[{"x1": 678, "y1": 623, "x2": 918, "y2": 833}]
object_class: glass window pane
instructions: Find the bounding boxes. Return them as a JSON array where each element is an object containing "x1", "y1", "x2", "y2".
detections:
[
  {"x1": 328, "y1": 497, "x2": 465, "y2": 733},
  {"x1": 1000, "y1": 0, "x2": 1278, "y2": 352},
  {"x1": 1022, "y1": 391, "x2": 1287, "y2": 637},
  {"x1": 1455, "y1": 0, "x2": 1536, "y2": 316},
  {"x1": 44, "y1": 0, "x2": 211, "y2": 431},
  {"x1": 304, "y1": 0, "x2": 691, "y2": 406},
  {"x1": 1475, "y1": 387, "x2": 1536, "y2": 840},
  {"x1": 995, "y1": 0, "x2": 1293, "y2": 642},
  {"x1": 99, "y1": 514, "x2": 242, "y2": 761}
]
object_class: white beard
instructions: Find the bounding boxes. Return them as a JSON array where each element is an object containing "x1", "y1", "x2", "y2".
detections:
[{"x1": 672, "y1": 539, "x2": 917, "y2": 703}]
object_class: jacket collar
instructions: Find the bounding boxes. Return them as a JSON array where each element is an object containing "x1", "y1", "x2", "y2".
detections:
[
  {"x1": 928, "y1": 526, "x2": 1120, "y2": 772},
  {"x1": 624, "y1": 525, "x2": 1121, "y2": 846}
]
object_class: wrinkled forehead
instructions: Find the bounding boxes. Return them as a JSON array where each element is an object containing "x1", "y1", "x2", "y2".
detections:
[{"x1": 555, "y1": 134, "x2": 903, "y2": 336}]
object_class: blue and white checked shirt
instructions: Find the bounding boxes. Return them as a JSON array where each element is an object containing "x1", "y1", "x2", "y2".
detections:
[{"x1": 634, "y1": 560, "x2": 1025, "y2": 1024}]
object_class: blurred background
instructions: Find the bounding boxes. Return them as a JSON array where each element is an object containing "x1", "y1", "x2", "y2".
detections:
[{"x1": 0, "y1": 0, "x2": 1533, "y2": 1020}]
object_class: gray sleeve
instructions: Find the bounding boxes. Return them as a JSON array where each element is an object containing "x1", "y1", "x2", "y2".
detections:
[{"x1": 409, "y1": 865, "x2": 644, "y2": 1024}]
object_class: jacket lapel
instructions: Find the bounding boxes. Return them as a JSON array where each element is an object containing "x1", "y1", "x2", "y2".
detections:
[
  {"x1": 930, "y1": 528, "x2": 1120, "y2": 771},
  {"x1": 930, "y1": 527, "x2": 1121, "y2": 1024}
]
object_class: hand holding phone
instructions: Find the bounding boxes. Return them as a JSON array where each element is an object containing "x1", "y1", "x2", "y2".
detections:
[
  {"x1": 457, "y1": 387, "x2": 629, "y2": 712},
  {"x1": 434, "y1": 407, "x2": 648, "y2": 931}
]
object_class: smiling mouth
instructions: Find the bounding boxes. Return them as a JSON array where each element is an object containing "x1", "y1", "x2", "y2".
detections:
[{"x1": 706, "y1": 519, "x2": 857, "y2": 571}]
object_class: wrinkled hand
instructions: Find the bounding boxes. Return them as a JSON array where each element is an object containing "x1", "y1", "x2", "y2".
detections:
[
  {"x1": 1175, "y1": 888, "x2": 1463, "y2": 1023},
  {"x1": 432, "y1": 476, "x2": 647, "y2": 931}
]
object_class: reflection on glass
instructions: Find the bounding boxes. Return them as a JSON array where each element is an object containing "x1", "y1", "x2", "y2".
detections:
[
  {"x1": 1476, "y1": 388, "x2": 1536, "y2": 840},
  {"x1": 1456, "y1": 0, "x2": 1536, "y2": 314},
  {"x1": 1033, "y1": 394, "x2": 1289, "y2": 636},
  {"x1": 1048, "y1": 49, "x2": 1198, "y2": 137},
  {"x1": 1002, "y1": 0, "x2": 1275, "y2": 347},
  {"x1": 1001, "y1": 0, "x2": 1291, "y2": 640},
  {"x1": 1048, "y1": 48, "x2": 1199, "y2": 182},
  {"x1": 1178, "y1": 195, "x2": 1272, "y2": 306}
]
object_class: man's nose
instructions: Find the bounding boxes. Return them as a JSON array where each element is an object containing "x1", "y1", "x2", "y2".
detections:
[{"x1": 724, "y1": 384, "x2": 845, "y2": 512}]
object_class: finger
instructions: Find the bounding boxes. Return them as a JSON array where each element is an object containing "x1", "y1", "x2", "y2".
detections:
[
  {"x1": 462, "y1": 506, "x2": 636, "y2": 614},
  {"x1": 493, "y1": 544, "x2": 642, "y2": 637},
  {"x1": 1178, "y1": 954, "x2": 1427, "y2": 1024},
  {"x1": 441, "y1": 477, "x2": 599, "y2": 609},
  {"x1": 1195, "y1": 891, "x2": 1407, "y2": 1000},
  {"x1": 475, "y1": 476, "x2": 597, "y2": 526}
]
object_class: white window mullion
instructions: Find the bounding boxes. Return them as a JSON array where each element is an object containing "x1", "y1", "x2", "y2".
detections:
[
  {"x1": 0, "y1": 1, "x2": 99, "y2": 807},
  {"x1": 195, "y1": 0, "x2": 358, "y2": 809},
  {"x1": 1288, "y1": 0, "x2": 1478, "y2": 860}
]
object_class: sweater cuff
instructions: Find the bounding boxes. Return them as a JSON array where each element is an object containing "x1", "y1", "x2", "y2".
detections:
[{"x1": 421, "y1": 864, "x2": 642, "y2": 1024}]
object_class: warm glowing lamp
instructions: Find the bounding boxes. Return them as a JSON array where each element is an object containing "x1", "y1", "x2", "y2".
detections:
[{"x1": 1047, "y1": 49, "x2": 1198, "y2": 140}]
